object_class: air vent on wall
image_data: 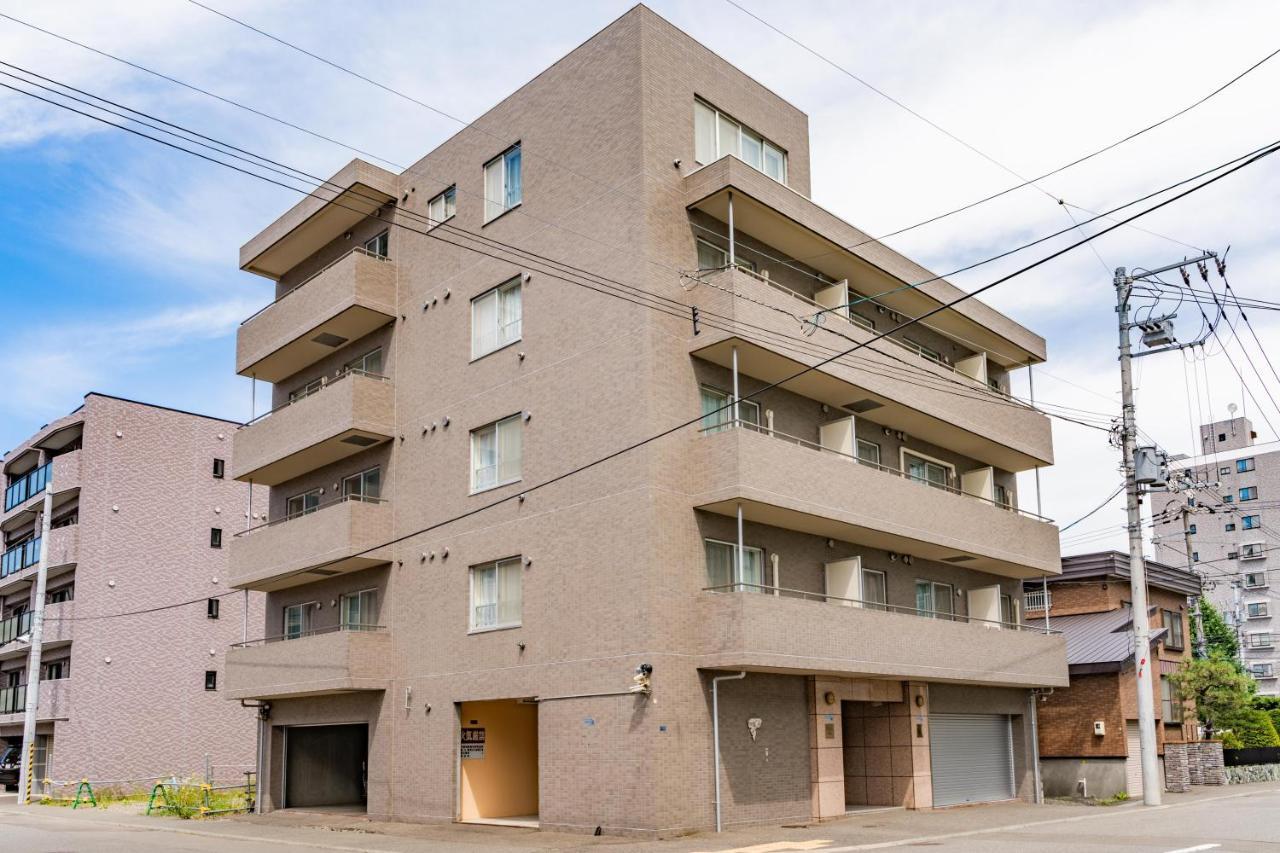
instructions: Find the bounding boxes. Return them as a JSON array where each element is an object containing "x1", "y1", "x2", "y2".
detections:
[
  {"x1": 341, "y1": 435, "x2": 380, "y2": 447},
  {"x1": 942, "y1": 555, "x2": 975, "y2": 563},
  {"x1": 311, "y1": 332, "x2": 349, "y2": 347},
  {"x1": 842, "y1": 399, "x2": 884, "y2": 413}
]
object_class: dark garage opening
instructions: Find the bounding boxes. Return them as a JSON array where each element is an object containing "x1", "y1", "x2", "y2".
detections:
[{"x1": 285, "y1": 723, "x2": 368, "y2": 809}]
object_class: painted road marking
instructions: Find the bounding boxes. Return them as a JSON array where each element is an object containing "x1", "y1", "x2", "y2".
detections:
[{"x1": 1163, "y1": 845, "x2": 1220, "y2": 853}]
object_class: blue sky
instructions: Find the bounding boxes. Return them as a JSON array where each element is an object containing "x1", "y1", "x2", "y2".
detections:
[{"x1": 2, "y1": 0, "x2": 1279, "y2": 553}]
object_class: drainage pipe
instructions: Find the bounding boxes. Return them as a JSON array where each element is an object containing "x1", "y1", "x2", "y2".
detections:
[{"x1": 711, "y1": 671, "x2": 746, "y2": 832}]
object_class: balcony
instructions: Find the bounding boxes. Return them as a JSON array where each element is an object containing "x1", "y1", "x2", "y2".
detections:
[
  {"x1": 236, "y1": 248, "x2": 397, "y2": 383},
  {"x1": 0, "y1": 678, "x2": 71, "y2": 725},
  {"x1": 696, "y1": 587, "x2": 1067, "y2": 688},
  {"x1": 229, "y1": 496, "x2": 394, "y2": 592},
  {"x1": 0, "y1": 601, "x2": 73, "y2": 662},
  {"x1": 240, "y1": 158, "x2": 398, "y2": 278},
  {"x1": 226, "y1": 625, "x2": 392, "y2": 700},
  {"x1": 692, "y1": 423, "x2": 1060, "y2": 579},
  {"x1": 684, "y1": 156, "x2": 1046, "y2": 366},
  {"x1": 0, "y1": 524, "x2": 78, "y2": 595},
  {"x1": 690, "y1": 269, "x2": 1051, "y2": 471},
  {"x1": 2, "y1": 451, "x2": 81, "y2": 530},
  {"x1": 232, "y1": 370, "x2": 394, "y2": 486}
]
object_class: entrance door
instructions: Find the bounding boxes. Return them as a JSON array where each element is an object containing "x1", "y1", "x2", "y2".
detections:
[
  {"x1": 1125, "y1": 720, "x2": 1143, "y2": 797},
  {"x1": 458, "y1": 699, "x2": 538, "y2": 823},
  {"x1": 929, "y1": 714, "x2": 1015, "y2": 806},
  {"x1": 284, "y1": 724, "x2": 368, "y2": 809}
]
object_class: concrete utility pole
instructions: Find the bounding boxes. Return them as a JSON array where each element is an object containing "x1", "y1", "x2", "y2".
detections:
[
  {"x1": 1180, "y1": 506, "x2": 1208, "y2": 659},
  {"x1": 18, "y1": 468, "x2": 54, "y2": 804},
  {"x1": 1115, "y1": 266, "x2": 1162, "y2": 806}
]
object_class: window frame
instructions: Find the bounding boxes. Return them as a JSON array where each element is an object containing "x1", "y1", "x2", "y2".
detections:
[
  {"x1": 470, "y1": 277, "x2": 523, "y2": 360},
  {"x1": 1240, "y1": 486, "x2": 1258, "y2": 501},
  {"x1": 915, "y1": 579, "x2": 955, "y2": 620},
  {"x1": 427, "y1": 185, "x2": 457, "y2": 227},
  {"x1": 1247, "y1": 601, "x2": 1270, "y2": 619},
  {"x1": 1245, "y1": 571, "x2": 1267, "y2": 589},
  {"x1": 482, "y1": 143, "x2": 522, "y2": 223},
  {"x1": 469, "y1": 556, "x2": 524, "y2": 632},
  {"x1": 902, "y1": 449, "x2": 955, "y2": 490},
  {"x1": 363, "y1": 230, "x2": 389, "y2": 258},
  {"x1": 1238, "y1": 457, "x2": 1256, "y2": 473},
  {"x1": 340, "y1": 587, "x2": 379, "y2": 631},
  {"x1": 286, "y1": 488, "x2": 322, "y2": 520},
  {"x1": 1161, "y1": 675, "x2": 1183, "y2": 722},
  {"x1": 1162, "y1": 609, "x2": 1185, "y2": 650},
  {"x1": 856, "y1": 438, "x2": 881, "y2": 467},
  {"x1": 693, "y1": 98, "x2": 787, "y2": 184},
  {"x1": 1248, "y1": 631, "x2": 1274, "y2": 649},
  {"x1": 42, "y1": 659, "x2": 69, "y2": 681},
  {"x1": 207, "y1": 597, "x2": 220, "y2": 619},
  {"x1": 204, "y1": 670, "x2": 218, "y2": 691},
  {"x1": 470, "y1": 414, "x2": 523, "y2": 494},
  {"x1": 283, "y1": 602, "x2": 316, "y2": 640},
  {"x1": 703, "y1": 537, "x2": 767, "y2": 592},
  {"x1": 46, "y1": 585, "x2": 73, "y2": 605},
  {"x1": 209, "y1": 527, "x2": 223, "y2": 549},
  {"x1": 342, "y1": 466, "x2": 382, "y2": 502},
  {"x1": 1243, "y1": 514, "x2": 1262, "y2": 530},
  {"x1": 344, "y1": 347, "x2": 383, "y2": 377},
  {"x1": 212, "y1": 458, "x2": 225, "y2": 479},
  {"x1": 695, "y1": 238, "x2": 758, "y2": 274},
  {"x1": 699, "y1": 384, "x2": 760, "y2": 434},
  {"x1": 861, "y1": 567, "x2": 887, "y2": 610}
]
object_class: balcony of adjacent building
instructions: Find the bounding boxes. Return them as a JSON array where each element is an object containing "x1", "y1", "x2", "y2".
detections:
[
  {"x1": 236, "y1": 247, "x2": 397, "y2": 384},
  {"x1": 688, "y1": 376, "x2": 1060, "y2": 578},
  {"x1": 229, "y1": 495, "x2": 394, "y2": 592},
  {"x1": 232, "y1": 368, "x2": 395, "y2": 486},
  {"x1": 691, "y1": 524, "x2": 1067, "y2": 689},
  {"x1": 226, "y1": 624, "x2": 392, "y2": 700},
  {"x1": 0, "y1": 593, "x2": 74, "y2": 662},
  {"x1": 0, "y1": 677, "x2": 71, "y2": 727},
  {"x1": 0, "y1": 522, "x2": 78, "y2": 597},
  {"x1": 3, "y1": 442, "x2": 82, "y2": 530}
]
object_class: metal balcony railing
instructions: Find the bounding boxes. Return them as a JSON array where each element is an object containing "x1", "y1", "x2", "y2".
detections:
[
  {"x1": 0, "y1": 610, "x2": 32, "y2": 647},
  {"x1": 700, "y1": 419, "x2": 1052, "y2": 522},
  {"x1": 239, "y1": 246, "x2": 391, "y2": 326},
  {"x1": 1024, "y1": 589, "x2": 1052, "y2": 612},
  {"x1": 233, "y1": 494, "x2": 387, "y2": 538},
  {"x1": 230, "y1": 623, "x2": 387, "y2": 648},
  {"x1": 0, "y1": 537, "x2": 41, "y2": 579},
  {"x1": 0, "y1": 683, "x2": 25, "y2": 714},
  {"x1": 704, "y1": 583, "x2": 1058, "y2": 634},
  {"x1": 4, "y1": 461, "x2": 50, "y2": 512},
  {"x1": 239, "y1": 368, "x2": 391, "y2": 429}
]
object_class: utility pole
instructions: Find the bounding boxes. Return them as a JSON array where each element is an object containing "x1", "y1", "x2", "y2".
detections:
[
  {"x1": 1180, "y1": 506, "x2": 1208, "y2": 659},
  {"x1": 1115, "y1": 265, "x2": 1162, "y2": 806},
  {"x1": 17, "y1": 468, "x2": 54, "y2": 804}
]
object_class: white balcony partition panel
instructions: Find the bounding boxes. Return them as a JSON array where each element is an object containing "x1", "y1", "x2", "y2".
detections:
[
  {"x1": 968, "y1": 585, "x2": 1003, "y2": 629},
  {"x1": 824, "y1": 557, "x2": 862, "y2": 607},
  {"x1": 818, "y1": 416, "x2": 856, "y2": 458},
  {"x1": 813, "y1": 279, "x2": 851, "y2": 321},
  {"x1": 961, "y1": 467, "x2": 995, "y2": 503}
]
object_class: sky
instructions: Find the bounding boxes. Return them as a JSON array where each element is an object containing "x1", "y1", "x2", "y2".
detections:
[{"x1": 1, "y1": 0, "x2": 1278, "y2": 557}]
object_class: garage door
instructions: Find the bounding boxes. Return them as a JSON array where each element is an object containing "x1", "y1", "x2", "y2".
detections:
[
  {"x1": 285, "y1": 724, "x2": 368, "y2": 809},
  {"x1": 1125, "y1": 720, "x2": 1142, "y2": 797},
  {"x1": 930, "y1": 713, "x2": 1015, "y2": 807}
]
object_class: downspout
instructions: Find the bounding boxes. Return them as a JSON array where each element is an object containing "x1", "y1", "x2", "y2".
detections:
[
  {"x1": 712, "y1": 671, "x2": 746, "y2": 832},
  {"x1": 727, "y1": 190, "x2": 735, "y2": 268}
]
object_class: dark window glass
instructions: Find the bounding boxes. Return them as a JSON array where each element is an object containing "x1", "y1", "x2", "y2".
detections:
[
  {"x1": 205, "y1": 670, "x2": 218, "y2": 691},
  {"x1": 210, "y1": 528, "x2": 223, "y2": 548}
]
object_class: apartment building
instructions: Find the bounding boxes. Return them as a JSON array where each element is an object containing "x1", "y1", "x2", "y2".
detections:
[
  {"x1": 0, "y1": 394, "x2": 260, "y2": 788},
  {"x1": 1153, "y1": 415, "x2": 1278, "y2": 695},
  {"x1": 225, "y1": 5, "x2": 1066, "y2": 835},
  {"x1": 1024, "y1": 552, "x2": 1198, "y2": 798}
]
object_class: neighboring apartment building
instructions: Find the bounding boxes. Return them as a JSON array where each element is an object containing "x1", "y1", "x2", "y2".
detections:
[
  {"x1": 1024, "y1": 552, "x2": 1198, "y2": 799},
  {"x1": 225, "y1": 5, "x2": 1066, "y2": 835},
  {"x1": 1153, "y1": 415, "x2": 1278, "y2": 695},
  {"x1": 0, "y1": 394, "x2": 261, "y2": 788}
]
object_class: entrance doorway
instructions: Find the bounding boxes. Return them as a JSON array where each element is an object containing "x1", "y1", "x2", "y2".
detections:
[
  {"x1": 284, "y1": 724, "x2": 368, "y2": 809},
  {"x1": 458, "y1": 699, "x2": 538, "y2": 826},
  {"x1": 841, "y1": 700, "x2": 897, "y2": 808}
]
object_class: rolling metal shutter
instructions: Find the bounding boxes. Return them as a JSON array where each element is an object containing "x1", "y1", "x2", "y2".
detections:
[
  {"x1": 929, "y1": 713, "x2": 1015, "y2": 807},
  {"x1": 1125, "y1": 720, "x2": 1143, "y2": 797}
]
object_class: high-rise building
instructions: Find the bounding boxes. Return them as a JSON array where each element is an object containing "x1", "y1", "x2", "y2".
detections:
[{"x1": 225, "y1": 6, "x2": 1066, "y2": 835}]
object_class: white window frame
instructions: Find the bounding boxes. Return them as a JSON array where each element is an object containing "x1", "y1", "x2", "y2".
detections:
[
  {"x1": 1243, "y1": 514, "x2": 1262, "y2": 530},
  {"x1": 427, "y1": 185, "x2": 456, "y2": 226},
  {"x1": 482, "y1": 143, "x2": 522, "y2": 223},
  {"x1": 1248, "y1": 631, "x2": 1274, "y2": 649},
  {"x1": 1238, "y1": 457, "x2": 1257, "y2": 473},
  {"x1": 704, "y1": 538, "x2": 766, "y2": 592},
  {"x1": 1240, "y1": 541, "x2": 1266, "y2": 560},
  {"x1": 861, "y1": 567, "x2": 887, "y2": 610},
  {"x1": 695, "y1": 238, "x2": 757, "y2": 273},
  {"x1": 1240, "y1": 486, "x2": 1258, "y2": 501},
  {"x1": 283, "y1": 602, "x2": 316, "y2": 640},
  {"x1": 363, "y1": 230, "x2": 388, "y2": 258},
  {"x1": 340, "y1": 588, "x2": 379, "y2": 631},
  {"x1": 693, "y1": 98, "x2": 787, "y2": 184},
  {"x1": 469, "y1": 556, "x2": 523, "y2": 632},
  {"x1": 470, "y1": 414, "x2": 523, "y2": 494},
  {"x1": 856, "y1": 439, "x2": 881, "y2": 467},
  {"x1": 915, "y1": 579, "x2": 955, "y2": 620},
  {"x1": 1249, "y1": 662, "x2": 1276, "y2": 678},
  {"x1": 470, "y1": 277, "x2": 523, "y2": 359},
  {"x1": 285, "y1": 488, "x2": 321, "y2": 520},
  {"x1": 901, "y1": 449, "x2": 955, "y2": 489},
  {"x1": 344, "y1": 347, "x2": 383, "y2": 377},
  {"x1": 288, "y1": 377, "x2": 323, "y2": 403},
  {"x1": 1245, "y1": 571, "x2": 1268, "y2": 589},
  {"x1": 699, "y1": 384, "x2": 760, "y2": 434},
  {"x1": 1247, "y1": 601, "x2": 1270, "y2": 619},
  {"x1": 342, "y1": 466, "x2": 381, "y2": 501}
]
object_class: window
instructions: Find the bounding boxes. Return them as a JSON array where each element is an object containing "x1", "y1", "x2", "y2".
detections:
[
  {"x1": 212, "y1": 458, "x2": 225, "y2": 479},
  {"x1": 699, "y1": 385, "x2": 760, "y2": 434},
  {"x1": 46, "y1": 585, "x2": 72, "y2": 604},
  {"x1": 915, "y1": 580, "x2": 955, "y2": 620},
  {"x1": 207, "y1": 598, "x2": 220, "y2": 619},
  {"x1": 1238, "y1": 458, "x2": 1256, "y2": 473},
  {"x1": 1241, "y1": 542, "x2": 1266, "y2": 559},
  {"x1": 856, "y1": 439, "x2": 881, "y2": 467},
  {"x1": 483, "y1": 143, "x2": 522, "y2": 222},
  {"x1": 904, "y1": 338, "x2": 943, "y2": 365},
  {"x1": 1248, "y1": 601, "x2": 1270, "y2": 619},
  {"x1": 995, "y1": 484, "x2": 1012, "y2": 509},
  {"x1": 1248, "y1": 632, "x2": 1274, "y2": 649},
  {"x1": 470, "y1": 557, "x2": 522, "y2": 630},
  {"x1": 471, "y1": 415, "x2": 522, "y2": 492},
  {"x1": 1219, "y1": 432, "x2": 1228, "y2": 442},
  {"x1": 345, "y1": 347, "x2": 383, "y2": 376},
  {"x1": 704, "y1": 539, "x2": 765, "y2": 591},
  {"x1": 51, "y1": 511, "x2": 77, "y2": 529},
  {"x1": 1188, "y1": 524, "x2": 1197, "y2": 535},
  {"x1": 1163, "y1": 609, "x2": 1184, "y2": 650},
  {"x1": 42, "y1": 659, "x2": 68, "y2": 681},
  {"x1": 862, "y1": 568, "x2": 887, "y2": 610},
  {"x1": 1241, "y1": 486, "x2": 1258, "y2": 501},
  {"x1": 693, "y1": 99, "x2": 787, "y2": 183},
  {"x1": 204, "y1": 670, "x2": 218, "y2": 691},
  {"x1": 1192, "y1": 551, "x2": 1199, "y2": 562},
  {"x1": 471, "y1": 277, "x2": 523, "y2": 358},
  {"x1": 427, "y1": 185, "x2": 456, "y2": 225},
  {"x1": 288, "y1": 377, "x2": 323, "y2": 403},
  {"x1": 1245, "y1": 571, "x2": 1267, "y2": 588},
  {"x1": 342, "y1": 467, "x2": 381, "y2": 501},
  {"x1": 1001, "y1": 593, "x2": 1018, "y2": 626},
  {"x1": 286, "y1": 488, "x2": 321, "y2": 519},
  {"x1": 210, "y1": 528, "x2": 222, "y2": 549},
  {"x1": 1243, "y1": 515, "x2": 1262, "y2": 529},
  {"x1": 695, "y1": 238, "x2": 757, "y2": 273},
  {"x1": 1250, "y1": 662, "x2": 1276, "y2": 678},
  {"x1": 1161, "y1": 676, "x2": 1183, "y2": 722},
  {"x1": 1226, "y1": 523, "x2": 1237, "y2": 532},
  {"x1": 1220, "y1": 466, "x2": 1232, "y2": 476},
  {"x1": 363, "y1": 231, "x2": 389, "y2": 258},
  {"x1": 904, "y1": 452, "x2": 952, "y2": 490},
  {"x1": 1228, "y1": 551, "x2": 1239, "y2": 560},
  {"x1": 340, "y1": 588, "x2": 378, "y2": 631},
  {"x1": 283, "y1": 603, "x2": 314, "y2": 640}
]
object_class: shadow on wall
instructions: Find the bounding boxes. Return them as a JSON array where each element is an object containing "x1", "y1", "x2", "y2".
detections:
[{"x1": 709, "y1": 672, "x2": 811, "y2": 816}]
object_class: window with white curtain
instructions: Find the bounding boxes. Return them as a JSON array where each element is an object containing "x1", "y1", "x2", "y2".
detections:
[
  {"x1": 693, "y1": 99, "x2": 787, "y2": 184},
  {"x1": 699, "y1": 385, "x2": 759, "y2": 433},
  {"x1": 471, "y1": 277, "x2": 523, "y2": 358},
  {"x1": 427, "y1": 185, "x2": 456, "y2": 225},
  {"x1": 862, "y1": 568, "x2": 887, "y2": 610},
  {"x1": 340, "y1": 588, "x2": 378, "y2": 631},
  {"x1": 471, "y1": 414, "x2": 522, "y2": 492},
  {"x1": 704, "y1": 538, "x2": 764, "y2": 591},
  {"x1": 915, "y1": 580, "x2": 955, "y2": 620},
  {"x1": 470, "y1": 557, "x2": 522, "y2": 630},
  {"x1": 283, "y1": 602, "x2": 314, "y2": 639},
  {"x1": 483, "y1": 144, "x2": 522, "y2": 222}
]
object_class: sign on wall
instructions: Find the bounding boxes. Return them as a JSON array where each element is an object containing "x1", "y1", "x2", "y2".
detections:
[{"x1": 460, "y1": 727, "x2": 486, "y2": 760}]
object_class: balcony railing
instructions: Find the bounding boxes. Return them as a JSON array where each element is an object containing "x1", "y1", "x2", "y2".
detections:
[
  {"x1": 704, "y1": 583, "x2": 1058, "y2": 634},
  {"x1": 240, "y1": 368, "x2": 390, "y2": 429},
  {"x1": 234, "y1": 494, "x2": 386, "y2": 536},
  {"x1": 0, "y1": 610, "x2": 32, "y2": 647},
  {"x1": 4, "y1": 461, "x2": 50, "y2": 512},
  {"x1": 230, "y1": 623, "x2": 387, "y2": 649},
  {"x1": 1, "y1": 537, "x2": 40, "y2": 579},
  {"x1": 0, "y1": 683, "x2": 24, "y2": 714},
  {"x1": 240, "y1": 246, "x2": 391, "y2": 326},
  {"x1": 1024, "y1": 589, "x2": 1052, "y2": 612},
  {"x1": 701, "y1": 419, "x2": 1051, "y2": 522}
]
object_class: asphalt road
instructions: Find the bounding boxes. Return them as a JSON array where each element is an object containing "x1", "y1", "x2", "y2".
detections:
[{"x1": 2, "y1": 784, "x2": 1278, "y2": 852}]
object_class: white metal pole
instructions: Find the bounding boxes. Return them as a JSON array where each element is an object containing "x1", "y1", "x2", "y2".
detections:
[
  {"x1": 1115, "y1": 266, "x2": 1162, "y2": 805},
  {"x1": 731, "y1": 344, "x2": 740, "y2": 427},
  {"x1": 735, "y1": 502, "x2": 745, "y2": 593},
  {"x1": 1028, "y1": 691, "x2": 1043, "y2": 804},
  {"x1": 1028, "y1": 361, "x2": 1049, "y2": 630},
  {"x1": 18, "y1": 468, "x2": 54, "y2": 804},
  {"x1": 727, "y1": 191, "x2": 735, "y2": 268},
  {"x1": 711, "y1": 671, "x2": 746, "y2": 832}
]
